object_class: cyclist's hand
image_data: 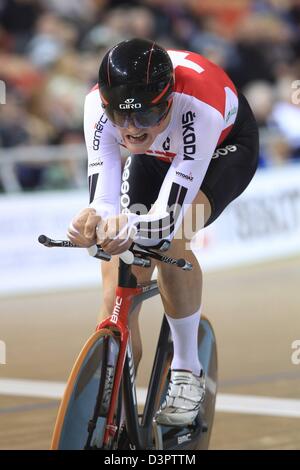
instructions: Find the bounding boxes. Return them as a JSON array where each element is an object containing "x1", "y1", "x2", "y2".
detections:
[
  {"x1": 98, "y1": 214, "x2": 135, "y2": 255},
  {"x1": 67, "y1": 208, "x2": 102, "y2": 247}
]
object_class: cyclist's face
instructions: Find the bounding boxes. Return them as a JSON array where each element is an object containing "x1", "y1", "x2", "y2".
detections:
[{"x1": 118, "y1": 106, "x2": 172, "y2": 154}]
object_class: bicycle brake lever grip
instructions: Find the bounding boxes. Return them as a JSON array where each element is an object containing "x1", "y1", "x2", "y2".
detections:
[
  {"x1": 119, "y1": 250, "x2": 134, "y2": 264},
  {"x1": 87, "y1": 245, "x2": 98, "y2": 257},
  {"x1": 87, "y1": 246, "x2": 134, "y2": 264},
  {"x1": 87, "y1": 245, "x2": 111, "y2": 261}
]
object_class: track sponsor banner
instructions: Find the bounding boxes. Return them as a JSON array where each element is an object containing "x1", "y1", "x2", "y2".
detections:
[
  {"x1": 193, "y1": 163, "x2": 300, "y2": 268},
  {"x1": 0, "y1": 164, "x2": 300, "y2": 295},
  {"x1": 0, "y1": 190, "x2": 98, "y2": 295}
]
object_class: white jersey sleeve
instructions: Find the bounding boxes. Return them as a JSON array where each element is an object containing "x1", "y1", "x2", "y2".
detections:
[{"x1": 85, "y1": 89, "x2": 121, "y2": 220}]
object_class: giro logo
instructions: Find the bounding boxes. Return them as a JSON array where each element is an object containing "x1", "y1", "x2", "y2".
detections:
[
  {"x1": 119, "y1": 98, "x2": 142, "y2": 110},
  {"x1": 178, "y1": 433, "x2": 192, "y2": 445},
  {"x1": 111, "y1": 296, "x2": 122, "y2": 324},
  {"x1": 212, "y1": 145, "x2": 237, "y2": 159}
]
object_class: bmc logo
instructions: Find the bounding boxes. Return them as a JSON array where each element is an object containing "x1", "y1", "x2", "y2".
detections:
[
  {"x1": 111, "y1": 297, "x2": 122, "y2": 324},
  {"x1": 212, "y1": 145, "x2": 237, "y2": 159},
  {"x1": 178, "y1": 433, "x2": 191, "y2": 444},
  {"x1": 119, "y1": 98, "x2": 142, "y2": 110}
]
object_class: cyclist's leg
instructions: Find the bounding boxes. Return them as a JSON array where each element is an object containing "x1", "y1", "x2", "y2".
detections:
[
  {"x1": 157, "y1": 190, "x2": 211, "y2": 317},
  {"x1": 156, "y1": 190, "x2": 210, "y2": 389},
  {"x1": 155, "y1": 215, "x2": 207, "y2": 426},
  {"x1": 99, "y1": 154, "x2": 170, "y2": 368}
]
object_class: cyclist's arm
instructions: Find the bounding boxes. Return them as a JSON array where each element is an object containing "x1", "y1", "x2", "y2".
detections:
[
  {"x1": 84, "y1": 90, "x2": 121, "y2": 220},
  {"x1": 128, "y1": 103, "x2": 224, "y2": 245}
]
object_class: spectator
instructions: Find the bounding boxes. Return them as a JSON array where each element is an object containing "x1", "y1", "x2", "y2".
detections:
[
  {"x1": 26, "y1": 13, "x2": 79, "y2": 69},
  {"x1": 1, "y1": 0, "x2": 300, "y2": 192},
  {"x1": 0, "y1": 0, "x2": 42, "y2": 53}
]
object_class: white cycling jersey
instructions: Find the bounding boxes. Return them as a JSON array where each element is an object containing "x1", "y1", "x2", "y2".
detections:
[{"x1": 85, "y1": 50, "x2": 238, "y2": 245}]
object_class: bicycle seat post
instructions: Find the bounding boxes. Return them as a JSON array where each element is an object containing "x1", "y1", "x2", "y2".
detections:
[{"x1": 118, "y1": 258, "x2": 138, "y2": 288}]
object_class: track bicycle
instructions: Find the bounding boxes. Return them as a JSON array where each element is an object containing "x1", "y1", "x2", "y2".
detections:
[{"x1": 38, "y1": 235, "x2": 217, "y2": 450}]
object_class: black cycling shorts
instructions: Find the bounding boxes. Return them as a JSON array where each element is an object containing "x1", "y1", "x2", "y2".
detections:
[{"x1": 122, "y1": 92, "x2": 259, "y2": 227}]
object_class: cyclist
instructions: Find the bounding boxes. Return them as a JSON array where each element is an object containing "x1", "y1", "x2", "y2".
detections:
[{"x1": 67, "y1": 38, "x2": 259, "y2": 427}]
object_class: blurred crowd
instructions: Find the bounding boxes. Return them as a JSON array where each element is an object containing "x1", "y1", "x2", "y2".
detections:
[{"x1": 1, "y1": 0, "x2": 300, "y2": 190}]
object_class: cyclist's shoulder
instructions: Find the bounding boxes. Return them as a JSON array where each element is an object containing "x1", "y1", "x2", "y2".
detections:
[
  {"x1": 168, "y1": 49, "x2": 238, "y2": 117},
  {"x1": 84, "y1": 84, "x2": 102, "y2": 118},
  {"x1": 168, "y1": 49, "x2": 235, "y2": 91}
]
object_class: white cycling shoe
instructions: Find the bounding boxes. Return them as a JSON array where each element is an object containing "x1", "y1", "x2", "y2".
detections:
[{"x1": 155, "y1": 369, "x2": 205, "y2": 427}]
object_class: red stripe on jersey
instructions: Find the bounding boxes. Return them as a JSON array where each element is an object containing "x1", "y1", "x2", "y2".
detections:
[
  {"x1": 119, "y1": 144, "x2": 175, "y2": 163},
  {"x1": 217, "y1": 125, "x2": 234, "y2": 147},
  {"x1": 146, "y1": 149, "x2": 176, "y2": 158},
  {"x1": 155, "y1": 155, "x2": 174, "y2": 163},
  {"x1": 170, "y1": 50, "x2": 237, "y2": 118}
]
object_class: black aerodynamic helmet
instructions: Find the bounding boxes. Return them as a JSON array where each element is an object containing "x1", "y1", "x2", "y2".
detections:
[{"x1": 98, "y1": 38, "x2": 174, "y2": 128}]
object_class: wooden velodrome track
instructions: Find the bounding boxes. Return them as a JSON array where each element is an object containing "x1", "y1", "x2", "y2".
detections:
[{"x1": 0, "y1": 256, "x2": 300, "y2": 450}]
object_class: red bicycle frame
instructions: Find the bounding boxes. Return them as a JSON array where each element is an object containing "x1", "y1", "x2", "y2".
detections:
[{"x1": 96, "y1": 284, "x2": 142, "y2": 446}]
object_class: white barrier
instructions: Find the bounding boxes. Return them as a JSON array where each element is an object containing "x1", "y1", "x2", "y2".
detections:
[
  {"x1": 193, "y1": 163, "x2": 300, "y2": 269},
  {"x1": 0, "y1": 191, "x2": 97, "y2": 295},
  {"x1": 0, "y1": 164, "x2": 300, "y2": 296}
]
